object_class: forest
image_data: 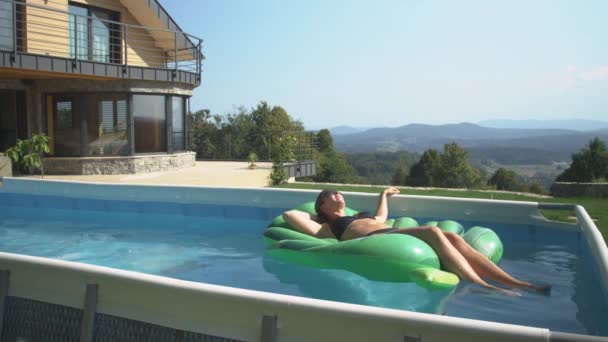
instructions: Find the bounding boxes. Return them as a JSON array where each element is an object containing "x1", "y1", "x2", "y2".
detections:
[{"x1": 187, "y1": 103, "x2": 607, "y2": 192}]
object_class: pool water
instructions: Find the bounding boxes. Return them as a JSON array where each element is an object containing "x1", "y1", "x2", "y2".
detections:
[{"x1": 0, "y1": 193, "x2": 606, "y2": 336}]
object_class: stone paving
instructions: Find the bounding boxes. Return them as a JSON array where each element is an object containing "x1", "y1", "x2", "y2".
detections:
[{"x1": 17, "y1": 161, "x2": 273, "y2": 188}]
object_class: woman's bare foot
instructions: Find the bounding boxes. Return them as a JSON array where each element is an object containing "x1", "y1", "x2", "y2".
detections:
[
  {"x1": 484, "y1": 284, "x2": 522, "y2": 297},
  {"x1": 524, "y1": 283, "x2": 552, "y2": 294}
]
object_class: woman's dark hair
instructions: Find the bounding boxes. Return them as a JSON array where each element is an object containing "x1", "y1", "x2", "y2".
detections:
[{"x1": 315, "y1": 189, "x2": 337, "y2": 222}]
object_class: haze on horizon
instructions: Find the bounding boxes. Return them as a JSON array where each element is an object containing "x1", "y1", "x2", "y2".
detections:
[{"x1": 163, "y1": 0, "x2": 608, "y2": 129}]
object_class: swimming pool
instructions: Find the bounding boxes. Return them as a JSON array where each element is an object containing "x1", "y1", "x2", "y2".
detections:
[{"x1": 0, "y1": 178, "x2": 607, "y2": 341}]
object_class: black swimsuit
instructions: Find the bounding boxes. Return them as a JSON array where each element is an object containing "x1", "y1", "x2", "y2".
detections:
[{"x1": 329, "y1": 212, "x2": 397, "y2": 240}]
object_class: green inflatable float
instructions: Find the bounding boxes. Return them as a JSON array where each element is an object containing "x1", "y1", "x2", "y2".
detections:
[{"x1": 263, "y1": 202, "x2": 503, "y2": 290}]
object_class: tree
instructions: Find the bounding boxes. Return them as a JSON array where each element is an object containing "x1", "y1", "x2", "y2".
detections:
[
  {"x1": 488, "y1": 168, "x2": 522, "y2": 191},
  {"x1": 435, "y1": 142, "x2": 485, "y2": 188},
  {"x1": 345, "y1": 151, "x2": 417, "y2": 185},
  {"x1": 406, "y1": 143, "x2": 486, "y2": 188},
  {"x1": 556, "y1": 137, "x2": 608, "y2": 182},
  {"x1": 249, "y1": 102, "x2": 303, "y2": 161},
  {"x1": 312, "y1": 130, "x2": 358, "y2": 184},
  {"x1": 188, "y1": 102, "x2": 304, "y2": 161},
  {"x1": 187, "y1": 109, "x2": 218, "y2": 159},
  {"x1": 317, "y1": 129, "x2": 335, "y2": 154},
  {"x1": 407, "y1": 149, "x2": 440, "y2": 186},
  {"x1": 528, "y1": 182, "x2": 546, "y2": 195},
  {"x1": 391, "y1": 164, "x2": 409, "y2": 186},
  {"x1": 314, "y1": 153, "x2": 358, "y2": 183}
]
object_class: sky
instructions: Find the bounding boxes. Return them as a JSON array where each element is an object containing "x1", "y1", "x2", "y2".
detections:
[{"x1": 161, "y1": 0, "x2": 608, "y2": 129}]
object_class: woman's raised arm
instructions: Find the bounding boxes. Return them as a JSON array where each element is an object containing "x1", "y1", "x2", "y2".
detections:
[{"x1": 375, "y1": 187, "x2": 400, "y2": 223}]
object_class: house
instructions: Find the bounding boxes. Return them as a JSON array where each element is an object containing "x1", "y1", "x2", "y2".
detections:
[{"x1": 0, "y1": 0, "x2": 203, "y2": 174}]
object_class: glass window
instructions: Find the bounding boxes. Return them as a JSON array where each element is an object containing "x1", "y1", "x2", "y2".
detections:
[
  {"x1": 172, "y1": 96, "x2": 185, "y2": 151},
  {"x1": 86, "y1": 95, "x2": 128, "y2": 156},
  {"x1": 51, "y1": 96, "x2": 80, "y2": 156},
  {"x1": 91, "y1": 10, "x2": 111, "y2": 63},
  {"x1": 0, "y1": 1, "x2": 13, "y2": 51},
  {"x1": 69, "y1": 3, "x2": 120, "y2": 63},
  {"x1": 69, "y1": 5, "x2": 89, "y2": 60},
  {"x1": 133, "y1": 94, "x2": 166, "y2": 153},
  {"x1": 56, "y1": 101, "x2": 73, "y2": 129}
]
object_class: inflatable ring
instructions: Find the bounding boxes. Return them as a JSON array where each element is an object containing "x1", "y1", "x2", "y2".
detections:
[{"x1": 264, "y1": 202, "x2": 503, "y2": 290}]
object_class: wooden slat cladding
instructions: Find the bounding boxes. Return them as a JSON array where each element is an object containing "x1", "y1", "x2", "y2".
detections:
[
  {"x1": 22, "y1": 0, "x2": 166, "y2": 67},
  {"x1": 25, "y1": 0, "x2": 70, "y2": 58}
]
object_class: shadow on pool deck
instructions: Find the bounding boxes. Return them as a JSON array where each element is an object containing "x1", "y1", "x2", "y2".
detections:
[{"x1": 16, "y1": 161, "x2": 274, "y2": 188}]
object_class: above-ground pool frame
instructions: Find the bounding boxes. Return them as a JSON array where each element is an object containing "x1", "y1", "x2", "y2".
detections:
[{"x1": 0, "y1": 177, "x2": 606, "y2": 342}]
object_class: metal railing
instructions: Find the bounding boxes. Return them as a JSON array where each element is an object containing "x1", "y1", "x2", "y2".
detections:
[
  {"x1": 187, "y1": 130, "x2": 319, "y2": 163},
  {"x1": 0, "y1": 0, "x2": 203, "y2": 75}
]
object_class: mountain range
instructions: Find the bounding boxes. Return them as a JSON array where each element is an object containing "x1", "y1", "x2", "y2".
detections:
[
  {"x1": 331, "y1": 122, "x2": 608, "y2": 163},
  {"x1": 477, "y1": 119, "x2": 608, "y2": 131}
]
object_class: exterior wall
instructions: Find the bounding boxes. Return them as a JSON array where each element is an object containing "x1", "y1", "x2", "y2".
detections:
[
  {"x1": 25, "y1": 0, "x2": 71, "y2": 58},
  {"x1": 43, "y1": 151, "x2": 195, "y2": 175},
  {"x1": 23, "y1": 0, "x2": 166, "y2": 67},
  {"x1": 0, "y1": 154, "x2": 12, "y2": 177},
  {"x1": 32, "y1": 78, "x2": 194, "y2": 95},
  {"x1": 551, "y1": 182, "x2": 608, "y2": 198}
]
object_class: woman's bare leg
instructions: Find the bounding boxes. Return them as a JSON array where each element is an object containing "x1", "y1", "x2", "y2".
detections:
[
  {"x1": 390, "y1": 226, "x2": 520, "y2": 296},
  {"x1": 443, "y1": 232, "x2": 550, "y2": 292}
]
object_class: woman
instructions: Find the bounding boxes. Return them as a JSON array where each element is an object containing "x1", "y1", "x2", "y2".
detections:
[{"x1": 283, "y1": 187, "x2": 550, "y2": 296}]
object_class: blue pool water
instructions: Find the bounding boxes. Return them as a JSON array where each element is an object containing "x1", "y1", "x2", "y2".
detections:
[{"x1": 0, "y1": 192, "x2": 607, "y2": 336}]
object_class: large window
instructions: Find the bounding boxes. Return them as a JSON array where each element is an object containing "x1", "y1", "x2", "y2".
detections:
[
  {"x1": 0, "y1": 0, "x2": 13, "y2": 51},
  {"x1": 172, "y1": 96, "x2": 185, "y2": 151},
  {"x1": 86, "y1": 95, "x2": 128, "y2": 156},
  {"x1": 69, "y1": 3, "x2": 120, "y2": 63},
  {"x1": 0, "y1": 0, "x2": 23, "y2": 52},
  {"x1": 45, "y1": 92, "x2": 189, "y2": 157},
  {"x1": 133, "y1": 94, "x2": 166, "y2": 153}
]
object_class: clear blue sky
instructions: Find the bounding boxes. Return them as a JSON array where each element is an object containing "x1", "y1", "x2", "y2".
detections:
[{"x1": 161, "y1": 0, "x2": 608, "y2": 129}]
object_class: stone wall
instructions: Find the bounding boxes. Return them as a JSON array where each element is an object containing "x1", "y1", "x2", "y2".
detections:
[
  {"x1": 551, "y1": 182, "x2": 608, "y2": 198},
  {"x1": 0, "y1": 154, "x2": 12, "y2": 178},
  {"x1": 43, "y1": 152, "x2": 195, "y2": 175}
]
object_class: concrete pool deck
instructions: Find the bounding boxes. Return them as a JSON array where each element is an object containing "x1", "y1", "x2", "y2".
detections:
[{"x1": 11, "y1": 161, "x2": 274, "y2": 187}]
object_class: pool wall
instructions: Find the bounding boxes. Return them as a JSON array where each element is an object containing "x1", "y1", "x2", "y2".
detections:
[{"x1": 0, "y1": 177, "x2": 606, "y2": 342}]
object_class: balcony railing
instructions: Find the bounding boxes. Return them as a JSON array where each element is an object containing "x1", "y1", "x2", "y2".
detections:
[{"x1": 0, "y1": 0, "x2": 203, "y2": 79}]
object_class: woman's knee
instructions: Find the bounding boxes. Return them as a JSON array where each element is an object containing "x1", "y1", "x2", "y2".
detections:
[
  {"x1": 444, "y1": 231, "x2": 465, "y2": 245},
  {"x1": 420, "y1": 225, "x2": 443, "y2": 238}
]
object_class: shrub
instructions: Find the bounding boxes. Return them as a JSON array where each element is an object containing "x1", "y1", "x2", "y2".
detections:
[{"x1": 5, "y1": 134, "x2": 49, "y2": 177}]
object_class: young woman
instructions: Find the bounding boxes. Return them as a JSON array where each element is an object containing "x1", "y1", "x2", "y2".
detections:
[{"x1": 283, "y1": 187, "x2": 550, "y2": 296}]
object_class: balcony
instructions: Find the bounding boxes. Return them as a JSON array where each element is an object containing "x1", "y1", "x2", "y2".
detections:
[{"x1": 0, "y1": 0, "x2": 203, "y2": 86}]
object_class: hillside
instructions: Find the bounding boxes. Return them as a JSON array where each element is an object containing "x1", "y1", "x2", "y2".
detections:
[
  {"x1": 478, "y1": 119, "x2": 608, "y2": 131},
  {"x1": 333, "y1": 123, "x2": 608, "y2": 163}
]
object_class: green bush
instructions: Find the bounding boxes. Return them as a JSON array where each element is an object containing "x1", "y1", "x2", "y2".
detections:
[{"x1": 5, "y1": 134, "x2": 49, "y2": 177}]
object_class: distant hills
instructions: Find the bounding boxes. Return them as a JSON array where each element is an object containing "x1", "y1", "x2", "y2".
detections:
[
  {"x1": 332, "y1": 122, "x2": 608, "y2": 163},
  {"x1": 477, "y1": 119, "x2": 608, "y2": 131},
  {"x1": 329, "y1": 125, "x2": 367, "y2": 135}
]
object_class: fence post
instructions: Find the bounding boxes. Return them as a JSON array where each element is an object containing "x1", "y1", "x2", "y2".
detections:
[
  {"x1": 0, "y1": 270, "x2": 9, "y2": 335},
  {"x1": 123, "y1": 25, "x2": 128, "y2": 72},
  {"x1": 267, "y1": 134, "x2": 271, "y2": 161},
  {"x1": 174, "y1": 31, "x2": 178, "y2": 74},
  {"x1": 196, "y1": 40, "x2": 201, "y2": 77},
  {"x1": 73, "y1": 13, "x2": 78, "y2": 66},
  {"x1": 12, "y1": 1, "x2": 17, "y2": 56}
]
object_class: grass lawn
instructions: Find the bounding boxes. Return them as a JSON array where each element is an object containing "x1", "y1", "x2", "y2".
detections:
[{"x1": 276, "y1": 183, "x2": 607, "y2": 242}]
